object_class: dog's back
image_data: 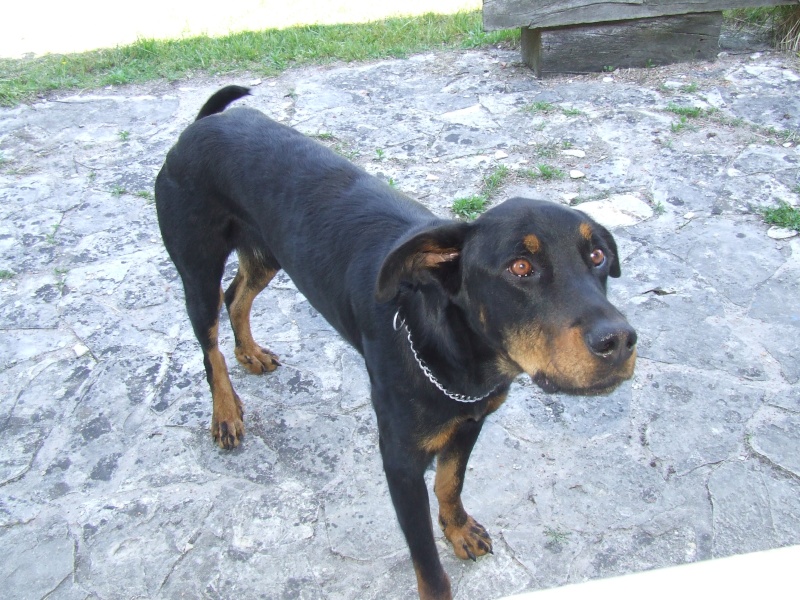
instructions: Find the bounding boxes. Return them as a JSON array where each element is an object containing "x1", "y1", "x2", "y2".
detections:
[{"x1": 156, "y1": 87, "x2": 437, "y2": 347}]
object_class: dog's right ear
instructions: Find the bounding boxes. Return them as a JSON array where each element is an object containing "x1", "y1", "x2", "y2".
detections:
[{"x1": 375, "y1": 222, "x2": 470, "y2": 303}]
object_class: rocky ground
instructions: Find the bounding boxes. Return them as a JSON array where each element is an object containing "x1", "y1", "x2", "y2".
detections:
[{"x1": 1, "y1": 35, "x2": 799, "y2": 600}]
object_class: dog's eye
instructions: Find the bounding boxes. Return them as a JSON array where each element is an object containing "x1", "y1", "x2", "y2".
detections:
[
  {"x1": 509, "y1": 259, "x2": 533, "y2": 277},
  {"x1": 590, "y1": 249, "x2": 606, "y2": 267}
]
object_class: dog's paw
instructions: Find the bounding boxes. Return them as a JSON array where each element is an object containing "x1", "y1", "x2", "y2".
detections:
[
  {"x1": 211, "y1": 394, "x2": 245, "y2": 449},
  {"x1": 235, "y1": 345, "x2": 280, "y2": 375},
  {"x1": 439, "y1": 514, "x2": 493, "y2": 561}
]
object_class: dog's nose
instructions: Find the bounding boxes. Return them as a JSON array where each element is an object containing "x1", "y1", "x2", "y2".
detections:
[{"x1": 585, "y1": 322, "x2": 637, "y2": 366}]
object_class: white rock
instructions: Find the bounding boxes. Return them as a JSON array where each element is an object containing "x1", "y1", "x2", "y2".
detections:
[
  {"x1": 767, "y1": 226, "x2": 798, "y2": 240},
  {"x1": 426, "y1": 174, "x2": 439, "y2": 181},
  {"x1": 684, "y1": 212, "x2": 695, "y2": 219},
  {"x1": 73, "y1": 343, "x2": 90, "y2": 358},
  {"x1": 569, "y1": 170, "x2": 585, "y2": 179},
  {"x1": 440, "y1": 104, "x2": 492, "y2": 128},
  {"x1": 562, "y1": 149, "x2": 586, "y2": 158},
  {"x1": 603, "y1": 76, "x2": 614, "y2": 83},
  {"x1": 704, "y1": 90, "x2": 726, "y2": 108},
  {"x1": 575, "y1": 194, "x2": 654, "y2": 227},
  {"x1": 249, "y1": 79, "x2": 263, "y2": 86},
  {"x1": 494, "y1": 150, "x2": 509, "y2": 159}
]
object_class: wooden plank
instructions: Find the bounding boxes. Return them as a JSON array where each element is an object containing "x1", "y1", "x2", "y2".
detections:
[
  {"x1": 520, "y1": 28, "x2": 543, "y2": 77},
  {"x1": 484, "y1": 0, "x2": 799, "y2": 30},
  {"x1": 522, "y1": 12, "x2": 723, "y2": 74}
]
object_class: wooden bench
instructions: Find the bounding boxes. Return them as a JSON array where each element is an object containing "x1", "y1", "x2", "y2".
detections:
[{"x1": 483, "y1": 0, "x2": 799, "y2": 76}]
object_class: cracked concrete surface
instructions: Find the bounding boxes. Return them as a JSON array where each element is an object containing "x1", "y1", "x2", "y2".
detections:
[{"x1": 1, "y1": 38, "x2": 799, "y2": 599}]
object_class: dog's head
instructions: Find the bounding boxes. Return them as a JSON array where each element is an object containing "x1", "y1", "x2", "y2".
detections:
[{"x1": 376, "y1": 197, "x2": 636, "y2": 395}]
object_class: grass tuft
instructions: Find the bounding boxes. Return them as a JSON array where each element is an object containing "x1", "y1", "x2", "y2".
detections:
[
  {"x1": 727, "y1": 7, "x2": 800, "y2": 53},
  {"x1": 666, "y1": 103, "x2": 705, "y2": 118},
  {"x1": 0, "y1": 11, "x2": 518, "y2": 106},
  {"x1": 452, "y1": 195, "x2": 488, "y2": 220},
  {"x1": 524, "y1": 101, "x2": 555, "y2": 114},
  {"x1": 451, "y1": 164, "x2": 512, "y2": 220},
  {"x1": 763, "y1": 201, "x2": 800, "y2": 231},
  {"x1": 482, "y1": 164, "x2": 509, "y2": 197},
  {"x1": 522, "y1": 164, "x2": 565, "y2": 181}
]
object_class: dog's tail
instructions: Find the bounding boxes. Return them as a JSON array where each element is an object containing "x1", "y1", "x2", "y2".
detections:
[{"x1": 195, "y1": 85, "x2": 251, "y2": 121}]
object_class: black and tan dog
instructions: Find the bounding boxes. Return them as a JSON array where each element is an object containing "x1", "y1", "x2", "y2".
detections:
[{"x1": 155, "y1": 86, "x2": 636, "y2": 600}]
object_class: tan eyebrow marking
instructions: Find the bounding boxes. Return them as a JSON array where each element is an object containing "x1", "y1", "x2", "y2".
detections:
[
  {"x1": 523, "y1": 234, "x2": 541, "y2": 254},
  {"x1": 579, "y1": 222, "x2": 593, "y2": 241}
]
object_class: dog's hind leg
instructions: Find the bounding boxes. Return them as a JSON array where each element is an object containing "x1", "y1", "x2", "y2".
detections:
[
  {"x1": 182, "y1": 269, "x2": 245, "y2": 450},
  {"x1": 224, "y1": 249, "x2": 281, "y2": 375}
]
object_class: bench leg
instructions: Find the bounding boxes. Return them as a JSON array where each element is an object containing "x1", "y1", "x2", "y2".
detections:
[
  {"x1": 520, "y1": 27, "x2": 542, "y2": 78},
  {"x1": 520, "y1": 12, "x2": 723, "y2": 75}
]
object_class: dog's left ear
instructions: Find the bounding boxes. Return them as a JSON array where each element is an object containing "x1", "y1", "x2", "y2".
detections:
[
  {"x1": 596, "y1": 223, "x2": 622, "y2": 278},
  {"x1": 375, "y1": 221, "x2": 470, "y2": 302}
]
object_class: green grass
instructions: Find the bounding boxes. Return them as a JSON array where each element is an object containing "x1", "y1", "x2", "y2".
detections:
[
  {"x1": 522, "y1": 164, "x2": 565, "y2": 181},
  {"x1": 666, "y1": 103, "x2": 705, "y2": 118},
  {"x1": 727, "y1": 7, "x2": 776, "y2": 25},
  {"x1": 452, "y1": 195, "x2": 487, "y2": 220},
  {"x1": 482, "y1": 164, "x2": 509, "y2": 197},
  {"x1": 544, "y1": 528, "x2": 572, "y2": 544},
  {"x1": 666, "y1": 103, "x2": 720, "y2": 133},
  {"x1": 0, "y1": 269, "x2": 15, "y2": 280},
  {"x1": 670, "y1": 116, "x2": 692, "y2": 133},
  {"x1": 763, "y1": 201, "x2": 800, "y2": 231},
  {"x1": 451, "y1": 165, "x2": 511, "y2": 220},
  {"x1": 45, "y1": 223, "x2": 60, "y2": 244},
  {"x1": 524, "y1": 101, "x2": 555, "y2": 114},
  {"x1": 0, "y1": 11, "x2": 518, "y2": 106},
  {"x1": 54, "y1": 267, "x2": 69, "y2": 292},
  {"x1": 110, "y1": 185, "x2": 127, "y2": 197},
  {"x1": 533, "y1": 143, "x2": 558, "y2": 159},
  {"x1": 726, "y1": 7, "x2": 800, "y2": 52}
]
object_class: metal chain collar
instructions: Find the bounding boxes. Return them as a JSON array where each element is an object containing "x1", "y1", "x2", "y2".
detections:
[{"x1": 393, "y1": 310, "x2": 498, "y2": 403}]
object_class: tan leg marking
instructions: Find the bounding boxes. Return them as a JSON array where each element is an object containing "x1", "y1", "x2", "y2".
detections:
[
  {"x1": 227, "y1": 256, "x2": 280, "y2": 375},
  {"x1": 435, "y1": 453, "x2": 493, "y2": 561},
  {"x1": 207, "y1": 308, "x2": 244, "y2": 449}
]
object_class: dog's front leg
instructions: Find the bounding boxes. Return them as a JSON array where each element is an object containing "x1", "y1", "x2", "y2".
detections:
[
  {"x1": 434, "y1": 419, "x2": 493, "y2": 561},
  {"x1": 380, "y1": 435, "x2": 452, "y2": 600}
]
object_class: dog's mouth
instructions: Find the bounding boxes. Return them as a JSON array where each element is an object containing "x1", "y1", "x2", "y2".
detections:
[
  {"x1": 532, "y1": 372, "x2": 561, "y2": 394},
  {"x1": 531, "y1": 371, "x2": 629, "y2": 396}
]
